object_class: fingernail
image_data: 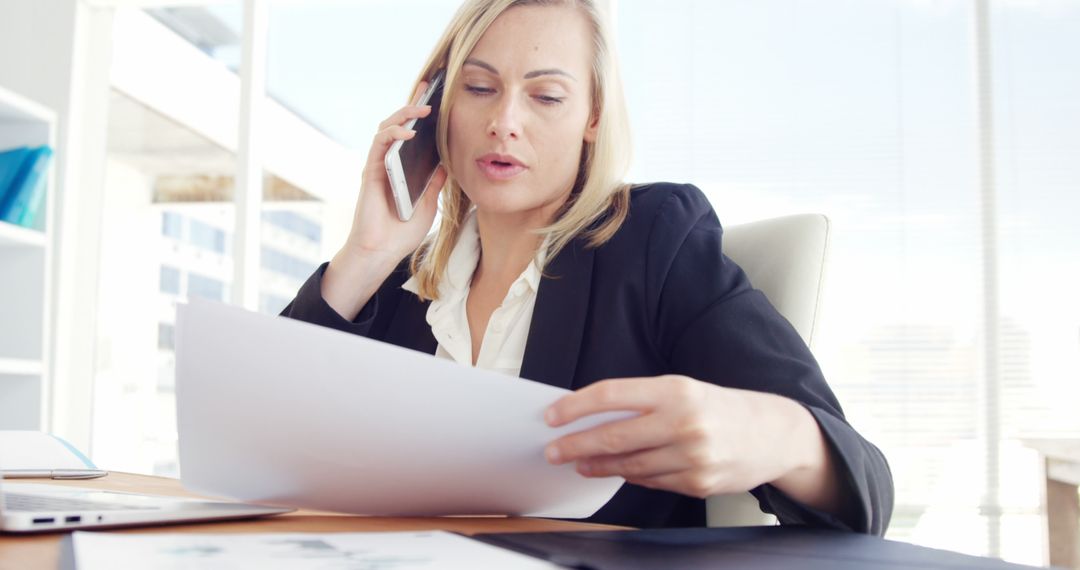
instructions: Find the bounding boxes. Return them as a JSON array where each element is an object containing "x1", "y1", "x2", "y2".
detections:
[
  {"x1": 545, "y1": 445, "x2": 561, "y2": 464},
  {"x1": 544, "y1": 407, "x2": 557, "y2": 425},
  {"x1": 577, "y1": 461, "x2": 592, "y2": 475}
]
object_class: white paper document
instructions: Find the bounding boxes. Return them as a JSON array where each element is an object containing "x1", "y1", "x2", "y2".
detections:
[
  {"x1": 175, "y1": 298, "x2": 628, "y2": 518},
  {"x1": 72, "y1": 531, "x2": 559, "y2": 569}
]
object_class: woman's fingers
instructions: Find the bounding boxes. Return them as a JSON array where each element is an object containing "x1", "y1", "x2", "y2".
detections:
[
  {"x1": 364, "y1": 80, "x2": 437, "y2": 178},
  {"x1": 546, "y1": 376, "x2": 697, "y2": 427},
  {"x1": 377, "y1": 104, "x2": 432, "y2": 131},
  {"x1": 545, "y1": 413, "x2": 673, "y2": 465},
  {"x1": 374, "y1": 124, "x2": 417, "y2": 147},
  {"x1": 576, "y1": 445, "x2": 690, "y2": 480},
  {"x1": 375, "y1": 79, "x2": 431, "y2": 130},
  {"x1": 363, "y1": 125, "x2": 416, "y2": 174},
  {"x1": 541, "y1": 377, "x2": 768, "y2": 499}
]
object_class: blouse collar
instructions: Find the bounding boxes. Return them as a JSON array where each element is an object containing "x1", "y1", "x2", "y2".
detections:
[{"x1": 401, "y1": 210, "x2": 545, "y2": 301}]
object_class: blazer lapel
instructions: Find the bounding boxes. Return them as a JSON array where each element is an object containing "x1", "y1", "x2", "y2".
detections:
[
  {"x1": 385, "y1": 293, "x2": 438, "y2": 355},
  {"x1": 520, "y1": 237, "x2": 595, "y2": 390}
]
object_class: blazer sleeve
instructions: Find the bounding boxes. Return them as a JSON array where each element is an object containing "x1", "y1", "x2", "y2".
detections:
[
  {"x1": 647, "y1": 184, "x2": 894, "y2": 536},
  {"x1": 279, "y1": 260, "x2": 411, "y2": 339}
]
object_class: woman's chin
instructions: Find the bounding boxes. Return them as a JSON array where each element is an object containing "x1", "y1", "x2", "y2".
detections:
[
  {"x1": 461, "y1": 180, "x2": 571, "y2": 220},
  {"x1": 470, "y1": 198, "x2": 531, "y2": 216},
  {"x1": 463, "y1": 186, "x2": 530, "y2": 214}
]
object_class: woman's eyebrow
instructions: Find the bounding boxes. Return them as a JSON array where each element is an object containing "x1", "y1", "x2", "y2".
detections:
[{"x1": 464, "y1": 58, "x2": 577, "y2": 81}]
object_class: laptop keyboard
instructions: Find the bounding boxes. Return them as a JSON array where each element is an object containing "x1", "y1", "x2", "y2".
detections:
[{"x1": 4, "y1": 492, "x2": 151, "y2": 512}]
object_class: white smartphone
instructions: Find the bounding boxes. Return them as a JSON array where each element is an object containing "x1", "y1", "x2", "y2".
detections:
[{"x1": 384, "y1": 71, "x2": 445, "y2": 221}]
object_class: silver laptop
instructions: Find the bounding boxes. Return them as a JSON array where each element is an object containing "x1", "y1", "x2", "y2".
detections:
[{"x1": 0, "y1": 472, "x2": 292, "y2": 533}]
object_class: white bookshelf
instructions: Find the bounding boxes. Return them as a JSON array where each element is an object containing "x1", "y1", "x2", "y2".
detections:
[
  {"x1": 0, "y1": 84, "x2": 56, "y2": 431},
  {"x1": 0, "y1": 219, "x2": 47, "y2": 247}
]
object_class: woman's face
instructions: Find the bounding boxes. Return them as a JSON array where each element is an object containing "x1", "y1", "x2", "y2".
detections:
[{"x1": 447, "y1": 4, "x2": 598, "y2": 219}]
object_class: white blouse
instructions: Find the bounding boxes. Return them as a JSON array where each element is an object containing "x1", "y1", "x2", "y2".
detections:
[{"x1": 400, "y1": 211, "x2": 544, "y2": 377}]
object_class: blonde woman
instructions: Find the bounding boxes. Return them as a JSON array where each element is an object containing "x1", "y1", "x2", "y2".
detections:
[{"x1": 283, "y1": 0, "x2": 892, "y2": 534}]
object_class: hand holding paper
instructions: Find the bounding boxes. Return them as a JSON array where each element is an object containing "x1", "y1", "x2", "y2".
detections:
[{"x1": 176, "y1": 299, "x2": 628, "y2": 518}]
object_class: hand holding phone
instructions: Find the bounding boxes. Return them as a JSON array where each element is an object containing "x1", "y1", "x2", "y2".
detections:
[
  {"x1": 384, "y1": 70, "x2": 445, "y2": 221},
  {"x1": 321, "y1": 76, "x2": 449, "y2": 321}
]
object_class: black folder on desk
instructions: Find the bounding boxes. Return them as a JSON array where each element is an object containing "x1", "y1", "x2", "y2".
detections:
[{"x1": 469, "y1": 526, "x2": 1044, "y2": 569}]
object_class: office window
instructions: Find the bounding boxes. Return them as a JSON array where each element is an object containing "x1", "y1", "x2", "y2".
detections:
[
  {"x1": 260, "y1": 245, "x2": 316, "y2": 282},
  {"x1": 91, "y1": 3, "x2": 343, "y2": 476},
  {"x1": 161, "y1": 211, "x2": 182, "y2": 239},
  {"x1": 92, "y1": 3, "x2": 248, "y2": 477},
  {"x1": 264, "y1": 0, "x2": 459, "y2": 149},
  {"x1": 249, "y1": 0, "x2": 460, "y2": 318},
  {"x1": 259, "y1": 203, "x2": 324, "y2": 317},
  {"x1": 262, "y1": 210, "x2": 321, "y2": 243},
  {"x1": 159, "y1": 266, "x2": 180, "y2": 295},
  {"x1": 187, "y1": 218, "x2": 227, "y2": 255},
  {"x1": 157, "y1": 322, "x2": 175, "y2": 351},
  {"x1": 187, "y1": 272, "x2": 226, "y2": 302},
  {"x1": 615, "y1": 0, "x2": 1079, "y2": 564}
]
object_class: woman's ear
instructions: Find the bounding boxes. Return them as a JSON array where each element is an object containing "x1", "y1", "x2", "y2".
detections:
[{"x1": 584, "y1": 111, "x2": 600, "y2": 143}]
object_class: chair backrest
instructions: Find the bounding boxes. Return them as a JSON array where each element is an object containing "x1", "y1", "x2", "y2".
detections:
[{"x1": 705, "y1": 213, "x2": 831, "y2": 527}]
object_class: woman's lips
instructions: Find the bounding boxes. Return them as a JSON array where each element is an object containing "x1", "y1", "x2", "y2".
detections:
[{"x1": 476, "y1": 157, "x2": 527, "y2": 180}]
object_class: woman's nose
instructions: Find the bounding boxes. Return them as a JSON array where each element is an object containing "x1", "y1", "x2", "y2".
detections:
[{"x1": 487, "y1": 95, "x2": 521, "y2": 140}]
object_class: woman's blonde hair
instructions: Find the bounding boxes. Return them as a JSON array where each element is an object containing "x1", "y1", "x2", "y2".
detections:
[{"x1": 406, "y1": 0, "x2": 632, "y2": 301}]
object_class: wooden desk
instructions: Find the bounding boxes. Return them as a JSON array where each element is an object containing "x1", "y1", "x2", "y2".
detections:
[
  {"x1": 1025, "y1": 439, "x2": 1080, "y2": 569},
  {"x1": 0, "y1": 472, "x2": 624, "y2": 570}
]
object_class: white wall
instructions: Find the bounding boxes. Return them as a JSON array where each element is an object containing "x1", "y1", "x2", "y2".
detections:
[{"x1": 0, "y1": 2, "x2": 76, "y2": 112}]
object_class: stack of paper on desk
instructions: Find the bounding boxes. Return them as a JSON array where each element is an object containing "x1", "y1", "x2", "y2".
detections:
[
  {"x1": 175, "y1": 298, "x2": 628, "y2": 518},
  {"x1": 69, "y1": 531, "x2": 558, "y2": 569}
]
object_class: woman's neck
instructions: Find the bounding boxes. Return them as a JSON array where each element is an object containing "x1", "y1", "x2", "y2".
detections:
[{"x1": 472, "y1": 198, "x2": 564, "y2": 286}]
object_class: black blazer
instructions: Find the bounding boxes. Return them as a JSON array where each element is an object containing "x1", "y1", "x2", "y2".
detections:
[{"x1": 281, "y1": 182, "x2": 894, "y2": 535}]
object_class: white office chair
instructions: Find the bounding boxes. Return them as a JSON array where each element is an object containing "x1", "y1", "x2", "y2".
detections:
[{"x1": 705, "y1": 213, "x2": 832, "y2": 527}]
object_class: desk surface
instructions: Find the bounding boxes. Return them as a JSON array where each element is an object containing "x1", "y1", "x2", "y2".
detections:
[{"x1": 0, "y1": 472, "x2": 622, "y2": 570}]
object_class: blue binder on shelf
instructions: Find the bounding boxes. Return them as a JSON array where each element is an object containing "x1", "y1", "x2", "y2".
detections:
[
  {"x1": 0, "y1": 146, "x2": 31, "y2": 209},
  {"x1": 0, "y1": 145, "x2": 53, "y2": 229}
]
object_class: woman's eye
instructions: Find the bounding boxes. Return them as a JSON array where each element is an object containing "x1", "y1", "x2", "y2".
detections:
[
  {"x1": 464, "y1": 85, "x2": 494, "y2": 96},
  {"x1": 535, "y1": 94, "x2": 565, "y2": 106}
]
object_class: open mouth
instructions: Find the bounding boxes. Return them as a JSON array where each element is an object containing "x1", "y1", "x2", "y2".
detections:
[{"x1": 477, "y1": 154, "x2": 527, "y2": 180}]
